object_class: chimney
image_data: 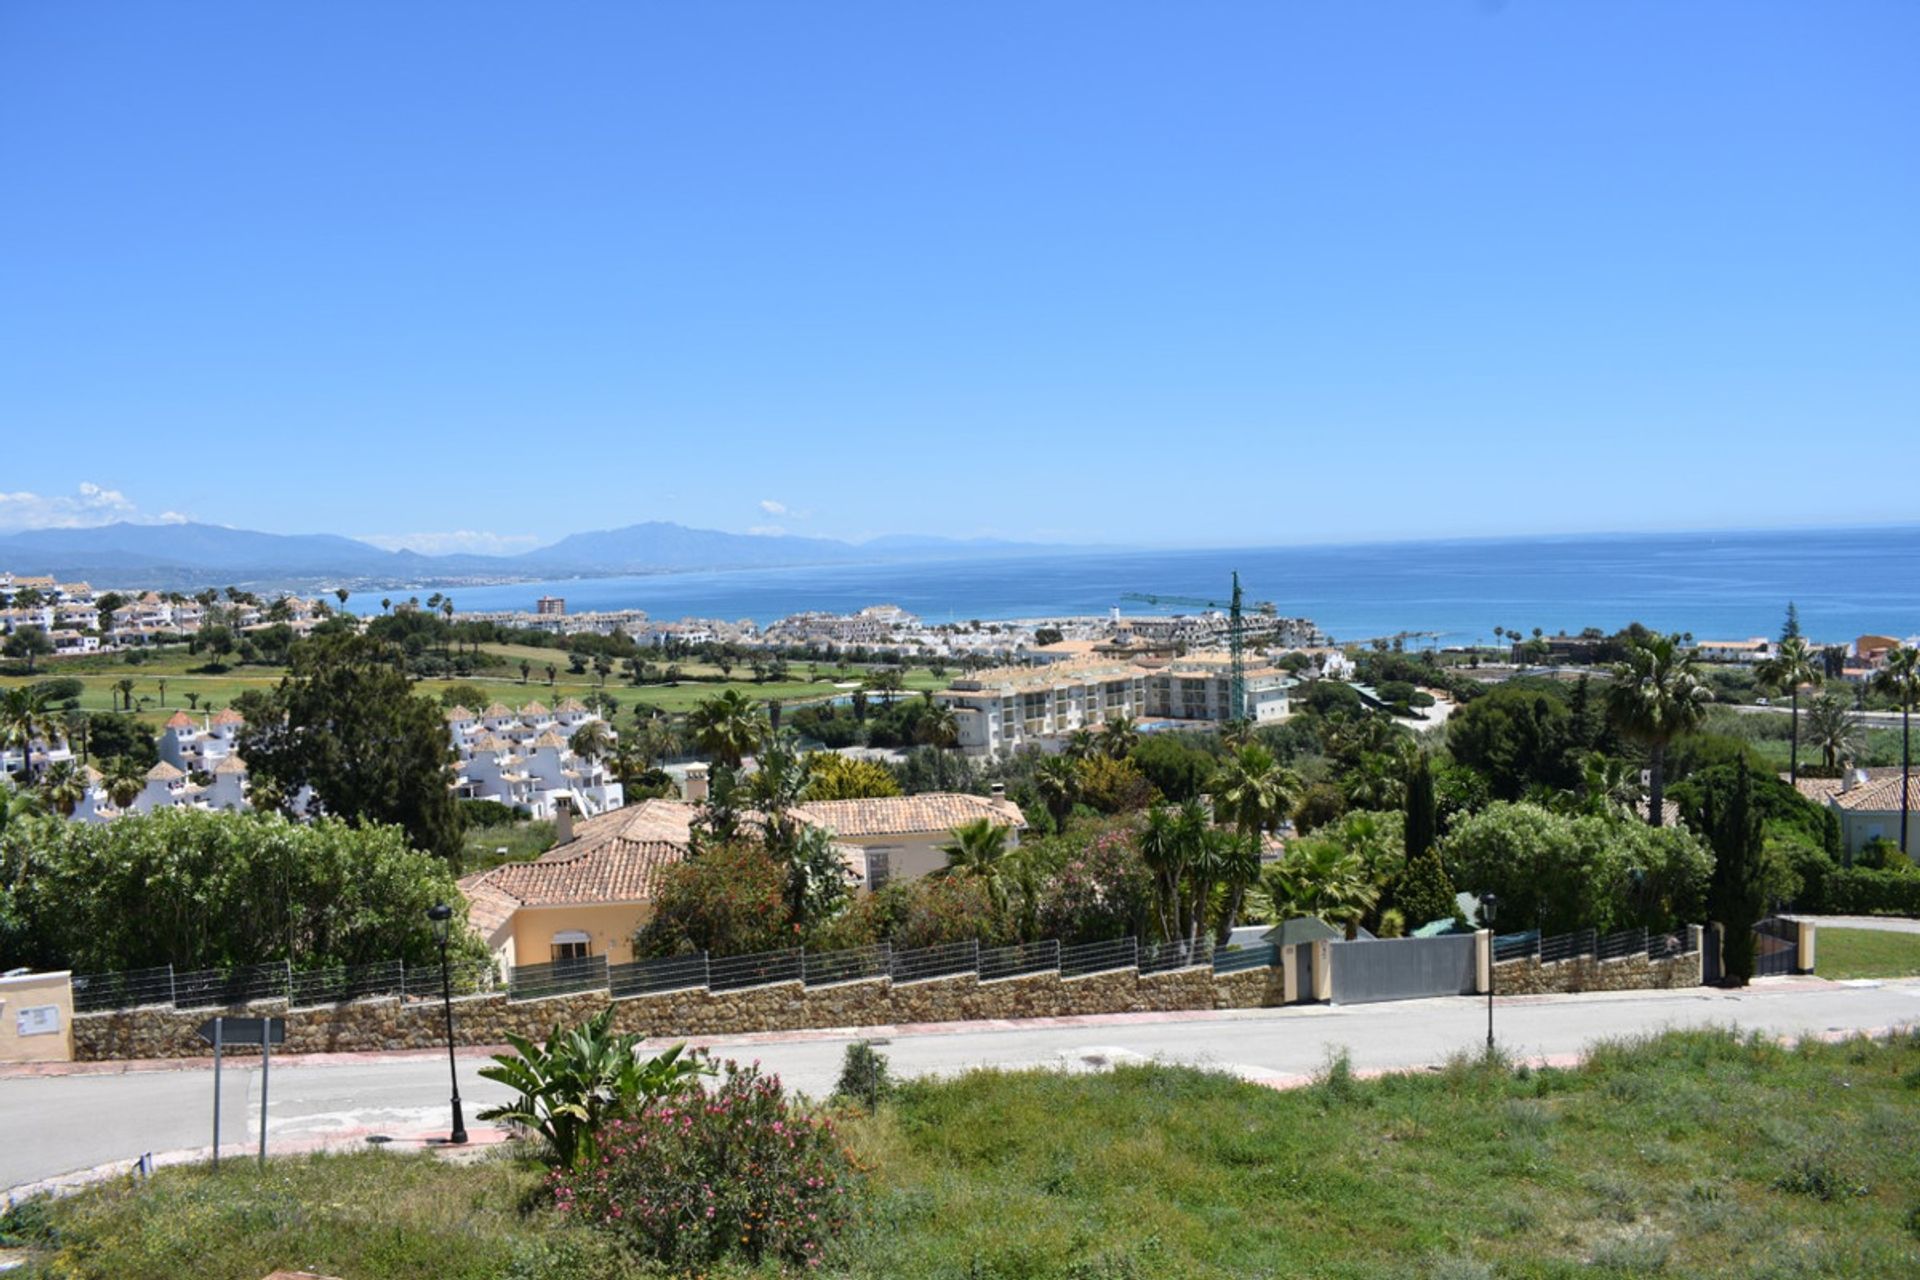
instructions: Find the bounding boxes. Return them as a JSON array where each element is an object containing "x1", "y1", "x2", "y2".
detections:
[
  {"x1": 553, "y1": 799, "x2": 574, "y2": 845},
  {"x1": 684, "y1": 764, "x2": 710, "y2": 804},
  {"x1": 990, "y1": 782, "x2": 1006, "y2": 800}
]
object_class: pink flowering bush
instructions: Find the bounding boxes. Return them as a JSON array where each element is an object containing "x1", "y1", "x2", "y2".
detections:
[{"x1": 549, "y1": 1052, "x2": 861, "y2": 1269}]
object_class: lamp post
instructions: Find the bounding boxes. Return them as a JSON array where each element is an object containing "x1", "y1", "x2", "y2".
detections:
[
  {"x1": 427, "y1": 902, "x2": 468, "y2": 1144},
  {"x1": 1481, "y1": 893, "x2": 1498, "y2": 1051}
]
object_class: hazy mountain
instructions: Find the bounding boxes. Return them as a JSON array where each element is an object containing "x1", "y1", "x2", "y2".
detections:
[
  {"x1": 0, "y1": 519, "x2": 1073, "y2": 589},
  {"x1": 514, "y1": 521, "x2": 867, "y2": 573}
]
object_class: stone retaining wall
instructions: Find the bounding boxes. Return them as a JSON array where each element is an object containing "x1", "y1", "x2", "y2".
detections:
[
  {"x1": 1493, "y1": 949, "x2": 1701, "y2": 997},
  {"x1": 70, "y1": 960, "x2": 1290, "y2": 1062}
]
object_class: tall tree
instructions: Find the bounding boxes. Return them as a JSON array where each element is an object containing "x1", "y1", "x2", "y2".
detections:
[
  {"x1": 2, "y1": 625, "x2": 54, "y2": 674},
  {"x1": 1033, "y1": 754, "x2": 1079, "y2": 830},
  {"x1": 237, "y1": 632, "x2": 466, "y2": 864},
  {"x1": 1606, "y1": 632, "x2": 1713, "y2": 827},
  {"x1": 1098, "y1": 713, "x2": 1139, "y2": 760},
  {"x1": 1874, "y1": 645, "x2": 1920, "y2": 857},
  {"x1": 1403, "y1": 752, "x2": 1437, "y2": 863},
  {"x1": 0, "y1": 687, "x2": 55, "y2": 780},
  {"x1": 687, "y1": 689, "x2": 767, "y2": 769},
  {"x1": 1756, "y1": 635, "x2": 1821, "y2": 785},
  {"x1": 1703, "y1": 764, "x2": 1766, "y2": 987},
  {"x1": 1803, "y1": 692, "x2": 1861, "y2": 774},
  {"x1": 1780, "y1": 602, "x2": 1802, "y2": 643},
  {"x1": 37, "y1": 760, "x2": 87, "y2": 817},
  {"x1": 935, "y1": 819, "x2": 1017, "y2": 912}
]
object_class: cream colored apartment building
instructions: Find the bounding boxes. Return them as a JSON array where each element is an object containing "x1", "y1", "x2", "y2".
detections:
[{"x1": 938, "y1": 652, "x2": 1293, "y2": 757}]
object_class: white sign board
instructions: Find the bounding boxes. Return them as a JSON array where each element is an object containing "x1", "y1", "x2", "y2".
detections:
[{"x1": 16, "y1": 1004, "x2": 61, "y2": 1037}]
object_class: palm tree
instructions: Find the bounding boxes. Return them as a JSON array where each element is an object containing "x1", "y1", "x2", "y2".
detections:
[
  {"x1": 519, "y1": 659, "x2": 532, "y2": 684},
  {"x1": 104, "y1": 755, "x2": 146, "y2": 809},
  {"x1": 1138, "y1": 803, "x2": 1191, "y2": 943},
  {"x1": 1098, "y1": 714, "x2": 1139, "y2": 760},
  {"x1": 1064, "y1": 729, "x2": 1099, "y2": 762},
  {"x1": 114, "y1": 677, "x2": 135, "y2": 712},
  {"x1": 545, "y1": 664, "x2": 558, "y2": 688},
  {"x1": 1803, "y1": 692, "x2": 1862, "y2": 775},
  {"x1": 1606, "y1": 632, "x2": 1713, "y2": 827},
  {"x1": 1212, "y1": 744, "x2": 1300, "y2": 834},
  {"x1": 1211, "y1": 832, "x2": 1263, "y2": 944},
  {"x1": 38, "y1": 760, "x2": 86, "y2": 817},
  {"x1": 1874, "y1": 645, "x2": 1920, "y2": 856},
  {"x1": 1, "y1": 687, "x2": 55, "y2": 781},
  {"x1": 1757, "y1": 635, "x2": 1822, "y2": 785},
  {"x1": 381, "y1": 597, "x2": 392, "y2": 614},
  {"x1": 1264, "y1": 839, "x2": 1379, "y2": 939},
  {"x1": 915, "y1": 698, "x2": 960, "y2": 788},
  {"x1": 156, "y1": 677, "x2": 168, "y2": 707},
  {"x1": 568, "y1": 720, "x2": 613, "y2": 765},
  {"x1": 935, "y1": 818, "x2": 1016, "y2": 911},
  {"x1": 335, "y1": 588, "x2": 350, "y2": 611},
  {"x1": 1579, "y1": 752, "x2": 1644, "y2": 819},
  {"x1": 1033, "y1": 755, "x2": 1079, "y2": 830},
  {"x1": 687, "y1": 689, "x2": 767, "y2": 769}
]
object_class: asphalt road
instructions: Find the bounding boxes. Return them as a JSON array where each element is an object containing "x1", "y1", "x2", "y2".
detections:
[{"x1": 6, "y1": 978, "x2": 1918, "y2": 1196}]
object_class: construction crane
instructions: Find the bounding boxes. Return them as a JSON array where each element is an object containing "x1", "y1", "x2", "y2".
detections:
[{"x1": 1119, "y1": 572, "x2": 1252, "y2": 721}]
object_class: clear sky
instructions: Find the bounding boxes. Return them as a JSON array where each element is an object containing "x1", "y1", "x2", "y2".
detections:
[{"x1": 2, "y1": 2, "x2": 1914, "y2": 553}]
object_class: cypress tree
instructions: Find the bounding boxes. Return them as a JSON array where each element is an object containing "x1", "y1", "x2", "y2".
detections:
[{"x1": 1705, "y1": 765, "x2": 1767, "y2": 986}]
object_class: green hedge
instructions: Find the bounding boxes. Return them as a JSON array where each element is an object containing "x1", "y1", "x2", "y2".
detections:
[{"x1": 1816, "y1": 867, "x2": 1920, "y2": 916}]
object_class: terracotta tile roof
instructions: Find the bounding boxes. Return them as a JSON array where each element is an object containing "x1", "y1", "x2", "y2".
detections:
[
  {"x1": 521, "y1": 700, "x2": 550, "y2": 716},
  {"x1": 793, "y1": 792, "x2": 1028, "y2": 838},
  {"x1": 482, "y1": 702, "x2": 514, "y2": 718},
  {"x1": 570, "y1": 798, "x2": 702, "y2": 847},
  {"x1": 1828, "y1": 773, "x2": 1918, "y2": 813},
  {"x1": 165, "y1": 712, "x2": 196, "y2": 730},
  {"x1": 445, "y1": 705, "x2": 474, "y2": 721},
  {"x1": 146, "y1": 762, "x2": 184, "y2": 781},
  {"x1": 213, "y1": 755, "x2": 248, "y2": 775},
  {"x1": 460, "y1": 839, "x2": 687, "y2": 915},
  {"x1": 1791, "y1": 768, "x2": 1904, "y2": 804},
  {"x1": 212, "y1": 709, "x2": 244, "y2": 725},
  {"x1": 457, "y1": 873, "x2": 523, "y2": 937},
  {"x1": 556, "y1": 697, "x2": 587, "y2": 713},
  {"x1": 533, "y1": 730, "x2": 567, "y2": 748}
]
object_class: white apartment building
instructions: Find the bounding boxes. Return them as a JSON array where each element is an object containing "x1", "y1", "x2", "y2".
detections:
[
  {"x1": 447, "y1": 697, "x2": 624, "y2": 819},
  {"x1": 937, "y1": 652, "x2": 1295, "y2": 757}
]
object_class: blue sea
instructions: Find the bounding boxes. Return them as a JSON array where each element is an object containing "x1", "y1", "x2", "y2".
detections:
[{"x1": 392, "y1": 526, "x2": 1920, "y2": 646}]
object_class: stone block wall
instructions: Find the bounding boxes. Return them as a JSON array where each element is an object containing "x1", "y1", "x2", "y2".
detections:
[
  {"x1": 70, "y1": 960, "x2": 1291, "y2": 1062},
  {"x1": 1493, "y1": 949, "x2": 1701, "y2": 997}
]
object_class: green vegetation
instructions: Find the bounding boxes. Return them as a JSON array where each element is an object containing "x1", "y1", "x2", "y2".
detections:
[
  {"x1": 0, "y1": 807, "x2": 480, "y2": 974},
  {"x1": 14, "y1": 1029, "x2": 1920, "y2": 1278},
  {"x1": 1815, "y1": 927, "x2": 1920, "y2": 980}
]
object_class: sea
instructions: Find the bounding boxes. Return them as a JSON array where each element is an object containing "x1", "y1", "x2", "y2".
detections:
[{"x1": 386, "y1": 526, "x2": 1920, "y2": 647}]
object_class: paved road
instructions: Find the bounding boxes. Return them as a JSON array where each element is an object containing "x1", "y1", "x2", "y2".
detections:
[
  {"x1": 6, "y1": 978, "x2": 1918, "y2": 1195},
  {"x1": 1792, "y1": 914, "x2": 1920, "y2": 935}
]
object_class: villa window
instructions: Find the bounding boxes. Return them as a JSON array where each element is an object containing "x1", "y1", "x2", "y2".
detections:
[{"x1": 551, "y1": 931, "x2": 591, "y2": 962}]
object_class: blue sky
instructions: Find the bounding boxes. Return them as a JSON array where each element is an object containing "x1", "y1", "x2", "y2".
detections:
[{"x1": 2, "y1": 1, "x2": 1914, "y2": 553}]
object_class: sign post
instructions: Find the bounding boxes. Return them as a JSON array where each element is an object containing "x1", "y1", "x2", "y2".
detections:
[
  {"x1": 196, "y1": 1016, "x2": 285, "y2": 1171},
  {"x1": 211, "y1": 1017, "x2": 223, "y2": 1170}
]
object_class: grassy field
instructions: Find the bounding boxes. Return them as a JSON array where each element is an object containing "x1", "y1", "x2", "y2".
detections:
[
  {"x1": 11, "y1": 1029, "x2": 1920, "y2": 1278},
  {"x1": 1, "y1": 645, "x2": 950, "y2": 730},
  {"x1": 1817, "y1": 927, "x2": 1920, "y2": 981}
]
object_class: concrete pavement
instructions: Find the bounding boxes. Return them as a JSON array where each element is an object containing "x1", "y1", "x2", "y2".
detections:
[
  {"x1": 1790, "y1": 914, "x2": 1920, "y2": 935},
  {"x1": 5, "y1": 977, "x2": 1917, "y2": 1198}
]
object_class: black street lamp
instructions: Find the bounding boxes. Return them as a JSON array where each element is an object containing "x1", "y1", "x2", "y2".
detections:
[
  {"x1": 427, "y1": 902, "x2": 468, "y2": 1145},
  {"x1": 1481, "y1": 893, "x2": 1498, "y2": 1051}
]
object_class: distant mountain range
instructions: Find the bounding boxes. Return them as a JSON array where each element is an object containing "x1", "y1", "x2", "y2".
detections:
[{"x1": 0, "y1": 520, "x2": 1068, "y2": 590}]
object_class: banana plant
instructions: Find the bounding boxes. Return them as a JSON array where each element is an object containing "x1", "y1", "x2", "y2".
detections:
[{"x1": 478, "y1": 1006, "x2": 708, "y2": 1168}]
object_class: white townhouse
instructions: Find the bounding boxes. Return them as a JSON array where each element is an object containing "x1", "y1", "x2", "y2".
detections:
[{"x1": 448, "y1": 697, "x2": 623, "y2": 819}]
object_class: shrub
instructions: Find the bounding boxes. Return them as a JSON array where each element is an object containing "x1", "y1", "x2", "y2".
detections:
[
  {"x1": 635, "y1": 841, "x2": 793, "y2": 957},
  {"x1": 1074, "y1": 754, "x2": 1160, "y2": 814},
  {"x1": 551, "y1": 1056, "x2": 859, "y2": 1269},
  {"x1": 803, "y1": 751, "x2": 902, "y2": 800},
  {"x1": 1817, "y1": 867, "x2": 1920, "y2": 916},
  {"x1": 459, "y1": 798, "x2": 524, "y2": 827},
  {"x1": 834, "y1": 1040, "x2": 895, "y2": 1111},
  {"x1": 1035, "y1": 822, "x2": 1155, "y2": 943},
  {"x1": 479, "y1": 1010, "x2": 707, "y2": 1169}
]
